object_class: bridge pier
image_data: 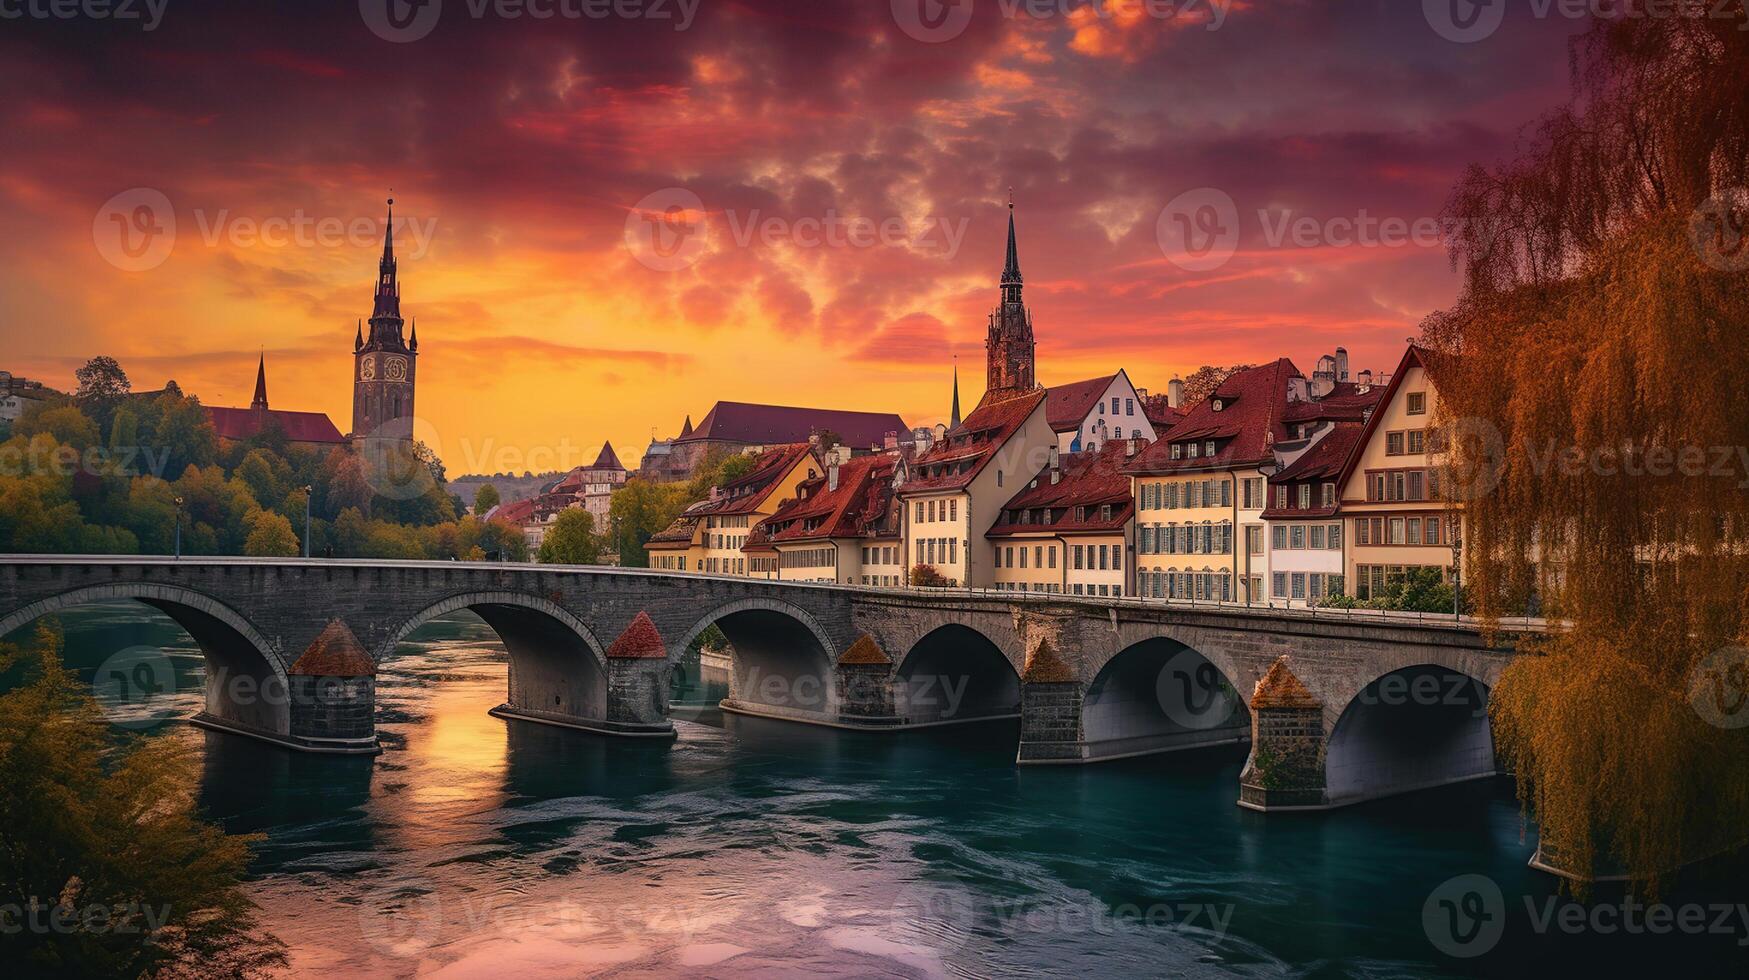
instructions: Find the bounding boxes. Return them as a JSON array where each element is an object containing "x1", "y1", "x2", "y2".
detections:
[{"x1": 492, "y1": 610, "x2": 676, "y2": 739}]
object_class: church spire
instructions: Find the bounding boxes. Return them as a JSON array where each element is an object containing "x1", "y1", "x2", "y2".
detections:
[
  {"x1": 409, "y1": 317, "x2": 418, "y2": 351},
  {"x1": 372, "y1": 195, "x2": 400, "y2": 321},
  {"x1": 250, "y1": 352, "x2": 268, "y2": 411},
  {"x1": 1001, "y1": 187, "x2": 1022, "y2": 299},
  {"x1": 950, "y1": 356, "x2": 962, "y2": 428},
  {"x1": 355, "y1": 319, "x2": 364, "y2": 351}
]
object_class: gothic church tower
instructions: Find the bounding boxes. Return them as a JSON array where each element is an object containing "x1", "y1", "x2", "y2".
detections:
[
  {"x1": 352, "y1": 198, "x2": 418, "y2": 442},
  {"x1": 985, "y1": 194, "x2": 1036, "y2": 399}
]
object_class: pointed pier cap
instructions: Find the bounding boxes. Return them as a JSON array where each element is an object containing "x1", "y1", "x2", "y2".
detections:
[
  {"x1": 1021, "y1": 638, "x2": 1074, "y2": 683},
  {"x1": 289, "y1": 619, "x2": 376, "y2": 677},
  {"x1": 1251, "y1": 655, "x2": 1320, "y2": 709},
  {"x1": 607, "y1": 611, "x2": 667, "y2": 659},
  {"x1": 838, "y1": 634, "x2": 890, "y2": 666}
]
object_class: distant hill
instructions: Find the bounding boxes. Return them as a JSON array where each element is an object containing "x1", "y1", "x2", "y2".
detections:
[{"x1": 448, "y1": 472, "x2": 565, "y2": 511}]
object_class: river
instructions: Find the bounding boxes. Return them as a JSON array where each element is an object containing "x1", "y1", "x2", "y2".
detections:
[{"x1": 16, "y1": 603, "x2": 1749, "y2": 978}]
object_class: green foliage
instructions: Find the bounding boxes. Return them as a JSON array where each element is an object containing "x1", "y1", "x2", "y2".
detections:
[
  {"x1": 16, "y1": 406, "x2": 100, "y2": 452},
  {"x1": 688, "y1": 623, "x2": 728, "y2": 656},
  {"x1": 243, "y1": 510, "x2": 300, "y2": 557},
  {"x1": 537, "y1": 508, "x2": 602, "y2": 565},
  {"x1": 472, "y1": 483, "x2": 500, "y2": 515},
  {"x1": 607, "y1": 478, "x2": 692, "y2": 568},
  {"x1": 0, "y1": 624, "x2": 285, "y2": 977},
  {"x1": 1319, "y1": 568, "x2": 1457, "y2": 613}
]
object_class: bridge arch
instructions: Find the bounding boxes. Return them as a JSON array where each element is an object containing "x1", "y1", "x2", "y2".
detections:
[
  {"x1": 382, "y1": 591, "x2": 611, "y2": 726},
  {"x1": 1080, "y1": 635, "x2": 1250, "y2": 762},
  {"x1": 893, "y1": 624, "x2": 1020, "y2": 726},
  {"x1": 0, "y1": 583, "x2": 289, "y2": 736},
  {"x1": 674, "y1": 597, "x2": 838, "y2": 719},
  {"x1": 1324, "y1": 663, "x2": 1495, "y2": 806}
]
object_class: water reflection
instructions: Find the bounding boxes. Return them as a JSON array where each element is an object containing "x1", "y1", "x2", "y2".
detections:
[{"x1": 11, "y1": 603, "x2": 1748, "y2": 978}]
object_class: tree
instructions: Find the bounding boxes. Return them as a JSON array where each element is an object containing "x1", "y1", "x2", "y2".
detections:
[
  {"x1": 608, "y1": 478, "x2": 690, "y2": 567},
  {"x1": 909, "y1": 564, "x2": 951, "y2": 587},
  {"x1": 1423, "y1": 7, "x2": 1749, "y2": 891},
  {"x1": 537, "y1": 508, "x2": 602, "y2": 565},
  {"x1": 473, "y1": 483, "x2": 500, "y2": 515},
  {"x1": 242, "y1": 510, "x2": 299, "y2": 557},
  {"x1": 0, "y1": 624, "x2": 284, "y2": 976},
  {"x1": 1179, "y1": 364, "x2": 1253, "y2": 407},
  {"x1": 72, "y1": 357, "x2": 131, "y2": 439}
]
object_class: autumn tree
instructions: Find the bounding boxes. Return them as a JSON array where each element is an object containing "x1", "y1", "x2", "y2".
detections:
[
  {"x1": 0, "y1": 624, "x2": 284, "y2": 976},
  {"x1": 242, "y1": 510, "x2": 299, "y2": 557},
  {"x1": 1422, "y1": 5, "x2": 1749, "y2": 890},
  {"x1": 1178, "y1": 364, "x2": 1253, "y2": 407}
]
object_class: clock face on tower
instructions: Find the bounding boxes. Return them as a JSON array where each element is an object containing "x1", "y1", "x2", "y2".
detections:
[
  {"x1": 359, "y1": 355, "x2": 376, "y2": 381},
  {"x1": 384, "y1": 355, "x2": 407, "y2": 382}
]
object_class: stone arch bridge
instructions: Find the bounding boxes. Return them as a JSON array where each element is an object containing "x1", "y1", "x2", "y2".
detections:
[{"x1": 0, "y1": 557, "x2": 1538, "y2": 812}]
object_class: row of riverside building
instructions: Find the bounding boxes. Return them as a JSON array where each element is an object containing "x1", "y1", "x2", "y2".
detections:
[{"x1": 645, "y1": 201, "x2": 1458, "y2": 606}]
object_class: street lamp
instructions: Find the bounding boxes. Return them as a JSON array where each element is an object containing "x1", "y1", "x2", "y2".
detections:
[
  {"x1": 173, "y1": 496, "x2": 184, "y2": 559},
  {"x1": 301, "y1": 485, "x2": 314, "y2": 558}
]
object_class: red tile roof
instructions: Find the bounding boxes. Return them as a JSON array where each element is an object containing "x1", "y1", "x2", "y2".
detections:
[
  {"x1": 1123, "y1": 359, "x2": 1300, "y2": 476},
  {"x1": 1283, "y1": 381, "x2": 1383, "y2": 423},
  {"x1": 677, "y1": 401, "x2": 908, "y2": 451},
  {"x1": 488, "y1": 497, "x2": 539, "y2": 525},
  {"x1": 757, "y1": 454, "x2": 898, "y2": 545},
  {"x1": 1044, "y1": 373, "x2": 1117, "y2": 433},
  {"x1": 605, "y1": 611, "x2": 667, "y2": 659},
  {"x1": 987, "y1": 440, "x2": 1139, "y2": 537},
  {"x1": 1140, "y1": 393, "x2": 1186, "y2": 430},
  {"x1": 289, "y1": 619, "x2": 375, "y2": 677},
  {"x1": 687, "y1": 443, "x2": 818, "y2": 517},
  {"x1": 206, "y1": 406, "x2": 346, "y2": 445},
  {"x1": 1262, "y1": 422, "x2": 1366, "y2": 519},
  {"x1": 900, "y1": 388, "x2": 1047, "y2": 495}
]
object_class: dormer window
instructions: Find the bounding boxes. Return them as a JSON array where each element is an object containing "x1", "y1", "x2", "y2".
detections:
[
  {"x1": 1212, "y1": 399, "x2": 1223, "y2": 412},
  {"x1": 1205, "y1": 440, "x2": 1216, "y2": 456},
  {"x1": 1171, "y1": 444, "x2": 1183, "y2": 460},
  {"x1": 1187, "y1": 443, "x2": 1200, "y2": 458}
]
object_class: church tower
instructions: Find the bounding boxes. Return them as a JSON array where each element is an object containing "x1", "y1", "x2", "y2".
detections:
[
  {"x1": 352, "y1": 197, "x2": 418, "y2": 442},
  {"x1": 985, "y1": 193, "x2": 1036, "y2": 399}
]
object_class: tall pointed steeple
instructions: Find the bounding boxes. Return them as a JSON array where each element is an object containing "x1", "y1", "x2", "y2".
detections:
[
  {"x1": 1001, "y1": 187, "x2": 1022, "y2": 303},
  {"x1": 371, "y1": 196, "x2": 400, "y2": 322},
  {"x1": 409, "y1": 317, "x2": 418, "y2": 351},
  {"x1": 354, "y1": 319, "x2": 363, "y2": 351},
  {"x1": 950, "y1": 356, "x2": 962, "y2": 428},
  {"x1": 250, "y1": 352, "x2": 268, "y2": 411},
  {"x1": 985, "y1": 189, "x2": 1036, "y2": 399}
]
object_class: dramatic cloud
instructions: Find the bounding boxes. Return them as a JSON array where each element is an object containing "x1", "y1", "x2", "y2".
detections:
[{"x1": 0, "y1": 0, "x2": 1585, "y2": 469}]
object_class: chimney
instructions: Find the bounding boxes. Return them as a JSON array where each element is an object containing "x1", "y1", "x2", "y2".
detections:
[
  {"x1": 1167, "y1": 377, "x2": 1184, "y2": 409},
  {"x1": 1126, "y1": 438, "x2": 1140, "y2": 458},
  {"x1": 1335, "y1": 346, "x2": 1350, "y2": 382},
  {"x1": 1358, "y1": 369, "x2": 1374, "y2": 388},
  {"x1": 828, "y1": 462, "x2": 840, "y2": 492}
]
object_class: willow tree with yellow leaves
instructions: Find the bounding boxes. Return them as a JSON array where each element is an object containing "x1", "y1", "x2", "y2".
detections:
[{"x1": 1421, "y1": 5, "x2": 1749, "y2": 891}]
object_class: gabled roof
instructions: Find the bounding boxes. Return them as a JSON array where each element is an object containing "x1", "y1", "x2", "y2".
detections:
[
  {"x1": 206, "y1": 406, "x2": 347, "y2": 445},
  {"x1": 987, "y1": 440, "x2": 1138, "y2": 537},
  {"x1": 487, "y1": 497, "x2": 539, "y2": 525},
  {"x1": 646, "y1": 514, "x2": 700, "y2": 548},
  {"x1": 1331, "y1": 344, "x2": 1439, "y2": 493},
  {"x1": 757, "y1": 454, "x2": 899, "y2": 546},
  {"x1": 1262, "y1": 422, "x2": 1366, "y2": 519},
  {"x1": 1044, "y1": 373, "x2": 1120, "y2": 433},
  {"x1": 1283, "y1": 381, "x2": 1383, "y2": 424},
  {"x1": 899, "y1": 388, "x2": 1048, "y2": 495},
  {"x1": 677, "y1": 401, "x2": 907, "y2": 451},
  {"x1": 1123, "y1": 359, "x2": 1300, "y2": 475},
  {"x1": 687, "y1": 443, "x2": 818, "y2": 517}
]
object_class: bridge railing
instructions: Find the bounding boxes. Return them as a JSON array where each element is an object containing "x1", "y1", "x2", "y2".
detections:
[{"x1": 0, "y1": 554, "x2": 1552, "y2": 633}]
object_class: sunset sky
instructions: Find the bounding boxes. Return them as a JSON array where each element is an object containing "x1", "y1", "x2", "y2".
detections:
[{"x1": 2, "y1": 0, "x2": 1586, "y2": 476}]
